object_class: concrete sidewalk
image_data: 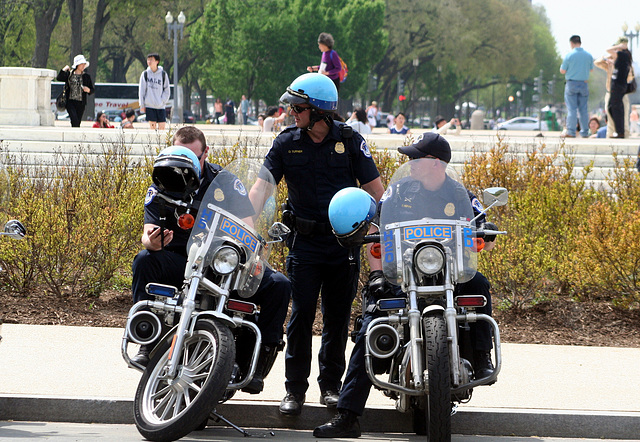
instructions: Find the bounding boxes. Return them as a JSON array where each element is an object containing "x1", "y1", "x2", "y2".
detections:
[{"x1": 0, "y1": 324, "x2": 639, "y2": 439}]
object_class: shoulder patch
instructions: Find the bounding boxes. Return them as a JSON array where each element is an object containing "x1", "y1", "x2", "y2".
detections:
[
  {"x1": 233, "y1": 178, "x2": 247, "y2": 196},
  {"x1": 144, "y1": 186, "x2": 157, "y2": 206},
  {"x1": 380, "y1": 186, "x2": 393, "y2": 203},
  {"x1": 360, "y1": 140, "x2": 372, "y2": 158},
  {"x1": 471, "y1": 197, "x2": 484, "y2": 214}
]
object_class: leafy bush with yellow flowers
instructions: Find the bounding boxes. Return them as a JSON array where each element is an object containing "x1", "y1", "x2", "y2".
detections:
[{"x1": 0, "y1": 134, "x2": 638, "y2": 312}]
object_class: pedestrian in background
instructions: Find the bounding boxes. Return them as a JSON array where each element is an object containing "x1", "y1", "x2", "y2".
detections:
[
  {"x1": 605, "y1": 37, "x2": 632, "y2": 138},
  {"x1": 559, "y1": 35, "x2": 593, "y2": 138},
  {"x1": 365, "y1": 101, "x2": 378, "y2": 128},
  {"x1": 307, "y1": 32, "x2": 342, "y2": 92},
  {"x1": 56, "y1": 54, "x2": 94, "y2": 127},
  {"x1": 138, "y1": 53, "x2": 170, "y2": 131},
  {"x1": 93, "y1": 111, "x2": 114, "y2": 128},
  {"x1": 225, "y1": 98, "x2": 236, "y2": 125},
  {"x1": 346, "y1": 108, "x2": 372, "y2": 134},
  {"x1": 240, "y1": 95, "x2": 250, "y2": 124}
]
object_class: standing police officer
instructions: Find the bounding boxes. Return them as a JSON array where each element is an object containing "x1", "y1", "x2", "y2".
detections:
[
  {"x1": 249, "y1": 73, "x2": 384, "y2": 415},
  {"x1": 131, "y1": 126, "x2": 291, "y2": 395}
]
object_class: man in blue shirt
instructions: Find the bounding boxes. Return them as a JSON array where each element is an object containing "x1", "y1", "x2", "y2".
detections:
[{"x1": 560, "y1": 35, "x2": 594, "y2": 138}]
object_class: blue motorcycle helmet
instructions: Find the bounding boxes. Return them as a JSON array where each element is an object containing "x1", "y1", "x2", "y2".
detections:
[
  {"x1": 152, "y1": 146, "x2": 202, "y2": 196},
  {"x1": 328, "y1": 187, "x2": 377, "y2": 248},
  {"x1": 280, "y1": 73, "x2": 338, "y2": 130},
  {"x1": 280, "y1": 73, "x2": 338, "y2": 112}
]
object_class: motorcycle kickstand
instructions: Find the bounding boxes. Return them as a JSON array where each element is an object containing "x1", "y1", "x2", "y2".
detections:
[{"x1": 209, "y1": 409, "x2": 275, "y2": 438}]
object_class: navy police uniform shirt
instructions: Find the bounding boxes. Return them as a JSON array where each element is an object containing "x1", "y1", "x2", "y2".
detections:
[
  {"x1": 263, "y1": 121, "x2": 380, "y2": 223},
  {"x1": 143, "y1": 162, "x2": 254, "y2": 256},
  {"x1": 381, "y1": 175, "x2": 473, "y2": 223}
]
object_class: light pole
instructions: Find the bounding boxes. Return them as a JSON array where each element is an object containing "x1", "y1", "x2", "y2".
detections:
[
  {"x1": 166, "y1": 11, "x2": 185, "y2": 124},
  {"x1": 436, "y1": 65, "x2": 442, "y2": 116},
  {"x1": 622, "y1": 22, "x2": 640, "y2": 54},
  {"x1": 412, "y1": 58, "x2": 419, "y2": 124}
]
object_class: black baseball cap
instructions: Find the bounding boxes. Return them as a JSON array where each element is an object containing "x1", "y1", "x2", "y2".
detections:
[{"x1": 397, "y1": 132, "x2": 451, "y2": 163}]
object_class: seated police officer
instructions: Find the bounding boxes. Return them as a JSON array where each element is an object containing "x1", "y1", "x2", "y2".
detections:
[
  {"x1": 314, "y1": 132, "x2": 497, "y2": 438},
  {"x1": 131, "y1": 126, "x2": 291, "y2": 395}
]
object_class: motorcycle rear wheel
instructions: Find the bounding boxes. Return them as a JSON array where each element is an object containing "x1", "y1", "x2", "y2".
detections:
[
  {"x1": 133, "y1": 318, "x2": 235, "y2": 442},
  {"x1": 413, "y1": 313, "x2": 451, "y2": 440}
]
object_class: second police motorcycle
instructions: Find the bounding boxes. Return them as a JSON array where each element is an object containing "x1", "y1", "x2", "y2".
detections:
[
  {"x1": 328, "y1": 158, "x2": 508, "y2": 441},
  {"x1": 122, "y1": 154, "x2": 289, "y2": 442}
]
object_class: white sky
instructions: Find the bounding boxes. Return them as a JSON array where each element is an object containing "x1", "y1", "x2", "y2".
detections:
[{"x1": 533, "y1": 0, "x2": 640, "y2": 60}]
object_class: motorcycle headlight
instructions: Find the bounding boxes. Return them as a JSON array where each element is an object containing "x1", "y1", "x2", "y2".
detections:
[
  {"x1": 212, "y1": 246, "x2": 240, "y2": 275},
  {"x1": 415, "y1": 246, "x2": 444, "y2": 275}
]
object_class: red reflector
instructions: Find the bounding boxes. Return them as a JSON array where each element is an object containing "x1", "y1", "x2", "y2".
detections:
[
  {"x1": 178, "y1": 213, "x2": 195, "y2": 230},
  {"x1": 226, "y1": 299, "x2": 256, "y2": 314},
  {"x1": 455, "y1": 295, "x2": 486, "y2": 307}
]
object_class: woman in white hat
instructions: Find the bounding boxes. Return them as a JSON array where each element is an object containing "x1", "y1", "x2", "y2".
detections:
[{"x1": 56, "y1": 54, "x2": 95, "y2": 127}]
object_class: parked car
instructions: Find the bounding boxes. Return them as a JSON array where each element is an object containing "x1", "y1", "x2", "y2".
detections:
[
  {"x1": 183, "y1": 110, "x2": 196, "y2": 124},
  {"x1": 102, "y1": 109, "x2": 124, "y2": 122},
  {"x1": 497, "y1": 116, "x2": 548, "y2": 131}
]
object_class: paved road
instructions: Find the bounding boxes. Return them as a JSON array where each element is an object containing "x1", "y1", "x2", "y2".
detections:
[{"x1": 0, "y1": 421, "x2": 635, "y2": 442}]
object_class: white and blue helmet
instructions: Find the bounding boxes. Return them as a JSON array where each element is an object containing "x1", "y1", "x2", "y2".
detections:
[
  {"x1": 329, "y1": 187, "x2": 377, "y2": 248},
  {"x1": 280, "y1": 73, "x2": 338, "y2": 112},
  {"x1": 152, "y1": 146, "x2": 201, "y2": 196}
]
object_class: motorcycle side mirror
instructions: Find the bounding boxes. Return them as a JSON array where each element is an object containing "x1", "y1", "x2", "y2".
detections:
[
  {"x1": 482, "y1": 187, "x2": 509, "y2": 207},
  {"x1": 267, "y1": 222, "x2": 291, "y2": 242},
  {"x1": 2, "y1": 220, "x2": 26, "y2": 239}
]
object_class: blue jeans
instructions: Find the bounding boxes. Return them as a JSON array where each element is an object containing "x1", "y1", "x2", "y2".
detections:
[{"x1": 564, "y1": 80, "x2": 589, "y2": 137}]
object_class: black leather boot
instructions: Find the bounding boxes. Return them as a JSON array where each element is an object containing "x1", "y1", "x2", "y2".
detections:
[
  {"x1": 131, "y1": 345, "x2": 150, "y2": 367},
  {"x1": 242, "y1": 343, "x2": 280, "y2": 394},
  {"x1": 313, "y1": 409, "x2": 361, "y2": 438},
  {"x1": 474, "y1": 350, "x2": 495, "y2": 379}
]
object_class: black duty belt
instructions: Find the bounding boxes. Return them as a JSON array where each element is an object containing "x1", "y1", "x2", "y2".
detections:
[{"x1": 294, "y1": 216, "x2": 333, "y2": 236}]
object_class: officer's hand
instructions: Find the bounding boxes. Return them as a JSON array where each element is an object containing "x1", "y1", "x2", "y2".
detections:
[
  {"x1": 368, "y1": 270, "x2": 386, "y2": 299},
  {"x1": 146, "y1": 226, "x2": 173, "y2": 251}
]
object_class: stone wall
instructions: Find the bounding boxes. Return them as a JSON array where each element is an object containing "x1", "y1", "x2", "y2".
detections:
[{"x1": 0, "y1": 67, "x2": 56, "y2": 126}]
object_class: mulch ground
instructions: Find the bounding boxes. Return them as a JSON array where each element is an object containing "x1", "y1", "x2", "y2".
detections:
[{"x1": 1, "y1": 290, "x2": 639, "y2": 348}]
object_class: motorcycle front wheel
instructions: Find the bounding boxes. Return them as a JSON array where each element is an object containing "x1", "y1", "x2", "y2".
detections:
[
  {"x1": 413, "y1": 313, "x2": 451, "y2": 440},
  {"x1": 133, "y1": 318, "x2": 235, "y2": 442}
]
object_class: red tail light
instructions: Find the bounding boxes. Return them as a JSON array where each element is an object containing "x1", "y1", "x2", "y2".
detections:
[
  {"x1": 178, "y1": 213, "x2": 195, "y2": 230},
  {"x1": 455, "y1": 295, "x2": 487, "y2": 308},
  {"x1": 226, "y1": 299, "x2": 257, "y2": 314}
]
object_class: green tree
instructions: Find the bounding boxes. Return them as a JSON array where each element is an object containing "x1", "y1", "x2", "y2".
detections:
[{"x1": 0, "y1": 0, "x2": 34, "y2": 67}]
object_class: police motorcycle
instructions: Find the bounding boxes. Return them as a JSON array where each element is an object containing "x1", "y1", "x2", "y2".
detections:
[
  {"x1": 122, "y1": 156, "x2": 289, "y2": 442},
  {"x1": 328, "y1": 161, "x2": 508, "y2": 441}
]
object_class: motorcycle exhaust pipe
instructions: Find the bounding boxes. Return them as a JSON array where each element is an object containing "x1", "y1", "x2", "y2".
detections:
[
  {"x1": 366, "y1": 323, "x2": 400, "y2": 359},
  {"x1": 126, "y1": 311, "x2": 162, "y2": 345}
]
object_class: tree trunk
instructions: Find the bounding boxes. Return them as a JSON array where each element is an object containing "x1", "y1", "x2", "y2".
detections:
[
  {"x1": 86, "y1": 0, "x2": 110, "y2": 119},
  {"x1": 31, "y1": 0, "x2": 64, "y2": 68},
  {"x1": 67, "y1": 0, "x2": 83, "y2": 58}
]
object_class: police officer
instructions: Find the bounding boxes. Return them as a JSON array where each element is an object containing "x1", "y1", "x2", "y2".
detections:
[
  {"x1": 249, "y1": 73, "x2": 384, "y2": 415},
  {"x1": 131, "y1": 126, "x2": 291, "y2": 394},
  {"x1": 314, "y1": 132, "x2": 496, "y2": 438}
]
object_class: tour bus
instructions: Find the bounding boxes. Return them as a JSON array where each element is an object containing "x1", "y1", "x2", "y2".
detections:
[{"x1": 51, "y1": 82, "x2": 174, "y2": 119}]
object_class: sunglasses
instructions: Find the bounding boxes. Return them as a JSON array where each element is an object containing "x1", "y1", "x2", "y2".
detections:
[{"x1": 289, "y1": 104, "x2": 311, "y2": 114}]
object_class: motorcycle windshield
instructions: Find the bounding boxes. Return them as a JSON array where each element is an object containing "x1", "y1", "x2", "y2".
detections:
[
  {"x1": 379, "y1": 159, "x2": 477, "y2": 285},
  {"x1": 186, "y1": 159, "x2": 277, "y2": 297}
]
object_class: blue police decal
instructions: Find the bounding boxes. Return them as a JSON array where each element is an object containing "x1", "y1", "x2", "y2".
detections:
[
  {"x1": 463, "y1": 227, "x2": 474, "y2": 248},
  {"x1": 220, "y1": 216, "x2": 259, "y2": 252},
  {"x1": 233, "y1": 178, "x2": 247, "y2": 196},
  {"x1": 360, "y1": 140, "x2": 372, "y2": 158},
  {"x1": 403, "y1": 225, "x2": 453, "y2": 241},
  {"x1": 144, "y1": 186, "x2": 157, "y2": 206},
  {"x1": 382, "y1": 229, "x2": 395, "y2": 263},
  {"x1": 197, "y1": 208, "x2": 214, "y2": 229}
]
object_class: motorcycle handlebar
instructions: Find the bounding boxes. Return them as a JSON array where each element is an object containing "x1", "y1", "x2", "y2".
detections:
[{"x1": 363, "y1": 234, "x2": 381, "y2": 244}]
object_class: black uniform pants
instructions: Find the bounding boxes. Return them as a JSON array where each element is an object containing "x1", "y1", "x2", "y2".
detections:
[
  {"x1": 131, "y1": 249, "x2": 290, "y2": 344},
  {"x1": 284, "y1": 233, "x2": 359, "y2": 396},
  {"x1": 66, "y1": 99, "x2": 85, "y2": 127},
  {"x1": 338, "y1": 271, "x2": 493, "y2": 416}
]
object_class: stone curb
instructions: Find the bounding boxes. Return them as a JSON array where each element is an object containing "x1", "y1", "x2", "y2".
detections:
[{"x1": 1, "y1": 395, "x2": 638, "y2": 439}]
